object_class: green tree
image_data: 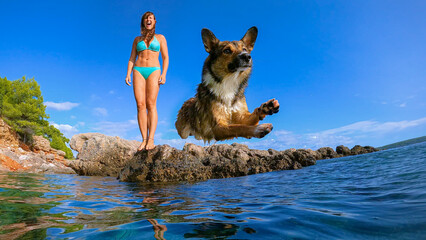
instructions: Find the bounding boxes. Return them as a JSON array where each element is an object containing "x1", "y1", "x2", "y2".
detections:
[
  {"x1": 0, "y1": 76, "x2": 73, "y2": 159},
  {"x1": 43, "y1": 125, "x2": 73, "y2": 159},
  {"x1": 1, "y1": 76, "x2": 48, "y2": 136},
  {"x1": 0, "y1": 77, "x2": 12, "y2": 116}
]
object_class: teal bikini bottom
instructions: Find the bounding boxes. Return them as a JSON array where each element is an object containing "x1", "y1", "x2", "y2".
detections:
[{"x1": 133, "y1": 66, "x2": 161, "y2": 79}]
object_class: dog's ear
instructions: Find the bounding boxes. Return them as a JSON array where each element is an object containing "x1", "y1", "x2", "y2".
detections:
[
  {"x1": 202, "y1": 28, "x2": 219, "y2": 53},
  {"x1": 241, "y1": 26, "x2": 258, "y2": 52}
]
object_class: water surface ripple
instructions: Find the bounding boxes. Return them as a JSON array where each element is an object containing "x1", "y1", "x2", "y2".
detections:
[{"x1": 0, "y1": 142, "x2": 425, "y2": 239}]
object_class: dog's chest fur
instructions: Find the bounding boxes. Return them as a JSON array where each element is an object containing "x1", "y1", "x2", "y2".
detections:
[{"x1": 202, "y1": 71, "x2": 247, "y2": 107}]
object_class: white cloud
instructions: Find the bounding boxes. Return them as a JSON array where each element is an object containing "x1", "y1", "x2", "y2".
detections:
[
  {"x1": 91, "y1": 119, "x2": 138, "y2": 138},
  {"x1": 90, "y1": 94, "x2": 101, "y2": 101},
  {"x1": 52, "y1": 123, "x2": 79, "y2": 138},
  {"x1": 158, "y1": 120, "x2": 168, "y2": 126},
  {"x1": 109, "y1": 90, "x2": 115, "y2": 94},
  {"x1": 93, "y1": 107, "x2": 108, "y2": 117},
  {"x1": 89, "y1": 117, "x2": 426, "y2": 151},
  {"x1": 44, "y1": 101, "x2": 79, "y2": 111},
  {"x1": 320, "y1": 118, "x2": 426, "y2": 135},
  {"x1": 241, "y1": 117, "x2": 426, "y2": 150}
]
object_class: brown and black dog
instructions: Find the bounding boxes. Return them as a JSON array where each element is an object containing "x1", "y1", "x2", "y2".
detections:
[{"x1": 175, "y1": 26, "x2": 279, "y2": 142}]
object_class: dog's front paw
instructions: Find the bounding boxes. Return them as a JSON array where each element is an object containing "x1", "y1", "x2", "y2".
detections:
[
  {"x1": 254, "y1": 123, "x2": 273, "y2": 138},
  {"x1": 259, "y1": 99, "x2": 279, "y2": 120}
]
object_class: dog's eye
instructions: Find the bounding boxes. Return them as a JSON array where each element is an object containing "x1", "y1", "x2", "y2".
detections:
[
  {"x1": 243, "y1": 48, "x2": 248, "y2": 52},
  {"x1": 223, "y1": 48, "x2": 232, "y2": 54}
]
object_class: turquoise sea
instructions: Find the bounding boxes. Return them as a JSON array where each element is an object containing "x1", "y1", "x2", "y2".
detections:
[{"x1": 0, "y1": 142, "x2": 425, "y2": 239}]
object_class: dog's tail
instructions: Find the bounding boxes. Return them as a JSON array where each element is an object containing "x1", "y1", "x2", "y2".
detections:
[{"x1": 175, "y1": 98, "x2": 197, "y2": 139}]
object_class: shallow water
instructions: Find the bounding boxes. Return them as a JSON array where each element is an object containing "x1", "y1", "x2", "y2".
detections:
[{"x1": 1, "y1": 142, "x2": 425, "y2": 239}]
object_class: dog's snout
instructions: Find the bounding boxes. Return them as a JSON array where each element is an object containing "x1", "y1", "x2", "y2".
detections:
[
  {"x1": 239, "y1": 53, "x2": 252, "y2": 62},
  {"x1": 229, "y1": 52, "x2": 253, "y2": 72}
]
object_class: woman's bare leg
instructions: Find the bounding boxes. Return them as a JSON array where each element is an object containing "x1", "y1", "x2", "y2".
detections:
[
  {"x1": 145, "y1": 70, "x2": 161, "y2": 150},
  {"x1": 133, "y1": 70, "x2": 148, "y2": 150}
]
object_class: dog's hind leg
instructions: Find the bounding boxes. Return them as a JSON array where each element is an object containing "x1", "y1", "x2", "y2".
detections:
[{"x1": 212, "y1": 123, "x2": 273, "y2": 140}]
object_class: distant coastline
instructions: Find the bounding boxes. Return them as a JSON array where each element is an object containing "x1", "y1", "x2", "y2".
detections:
[{"x1": 378, "y1": 136, "x2": 426, "y2": 150}]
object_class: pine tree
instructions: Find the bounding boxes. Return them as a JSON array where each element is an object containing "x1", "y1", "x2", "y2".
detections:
[{"x1": 0, "y1": 76, "x2": 73, "y2": 159}]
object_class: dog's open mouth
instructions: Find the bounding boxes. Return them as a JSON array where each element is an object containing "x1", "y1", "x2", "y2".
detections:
[
  {"x1": 228, "y1": 63, "x2": 252, "y2": 72},
  {"x1": 240, "y1": 63, "x2": 252, "y2": 68},
  {"x1": 238, "y1": 64, "x2": 251, "y2": 71}
]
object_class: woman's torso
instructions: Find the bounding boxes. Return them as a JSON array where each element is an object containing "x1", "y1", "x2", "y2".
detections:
[{"x1": 135, "y1": 34, "x2": 161, "y2": 68}]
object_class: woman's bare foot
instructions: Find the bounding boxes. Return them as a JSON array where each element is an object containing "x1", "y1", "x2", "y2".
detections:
[
  {"x1": 146, "y1": 138, "x2": 156, "y2": 150},
  {"x1": 137, "y1": 139, "x2": 148, "y2": 151}
]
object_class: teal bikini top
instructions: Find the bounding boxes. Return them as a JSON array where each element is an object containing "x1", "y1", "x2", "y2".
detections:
[{"x1": 136, "y1": 36, "x2": 160, "y2": 52}]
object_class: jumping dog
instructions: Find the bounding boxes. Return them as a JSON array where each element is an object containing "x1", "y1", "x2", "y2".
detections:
[{"x1": 175, "y1": 26, "x2": 280, "y2": 142}]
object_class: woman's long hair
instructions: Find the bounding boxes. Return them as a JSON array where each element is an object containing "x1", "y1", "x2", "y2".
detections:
[{"x1": 140, "y1": 11, "x2": 156, "y2": 44}]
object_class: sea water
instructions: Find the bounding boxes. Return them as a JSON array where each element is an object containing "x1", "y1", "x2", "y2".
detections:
[{"x1": 0, "y1": 142, "x2": 425, "y2": 239}]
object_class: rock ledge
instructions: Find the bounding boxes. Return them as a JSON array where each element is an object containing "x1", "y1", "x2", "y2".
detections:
[{"x1": 69, "y1": 133, "x2": 378, "y2": 183}]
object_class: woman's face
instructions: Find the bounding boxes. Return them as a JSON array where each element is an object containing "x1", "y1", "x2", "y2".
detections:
[{"x1": 144, "y1": 14, "x2": 156, "y2": 30}]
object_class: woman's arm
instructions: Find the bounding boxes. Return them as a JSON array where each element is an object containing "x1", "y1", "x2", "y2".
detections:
[
  {"x1": 126, "y1": 37, "x2": 138, "y2": 86},
  {"x1": 159, "y1": 35, "x2": 169, "y2": 85}
]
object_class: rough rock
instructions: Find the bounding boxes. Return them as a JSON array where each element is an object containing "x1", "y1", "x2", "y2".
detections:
[
  {"x1": 291, "y1": 148, "x2": 320, "y2": 166},
  {"x1": 0, "y1": 118, "x2": 20, "y2": 148},
  {"x1": 0, "y1": 118, "x2": 75, "y2": 174},
  {"x1": 118, "y1": 143, "x2": 308, "y2": 182},
  {"x1": 316, "y1": 147, "x2": 340, "y2": 159},
  {"x1": 32, "y1": 135, "x2": 52, "y2": 152},
  {"x1": 68, "y1": 133, "x2": 140, "y2": 176},
  {"x1": 69, "y1": 133, "x2": 380, "y2": 182},
  {"x1": 0, "y1": 148, "x2": 75, "y2": 174},
  {"x1": 351, "y1": 145, "x2": 377, "y2": 155},
  {"x1": 336, "y1": 145, "x2": 351, "y2": 156},
  {"x1": 57, "y1": 150, "x2": 66, "y2": 157},
  {"x1": 362, "y1": 146, "x2": 378, "y2": 154},
  {"x1": 46, "y1": 153, "x2": 55, "y2": 161},
  {"x1": 119, "y1": 143, "x2": 378, "y2": 182},
  {"x1": 0, "y1": 152, "x2": 26, "y2": 171}
]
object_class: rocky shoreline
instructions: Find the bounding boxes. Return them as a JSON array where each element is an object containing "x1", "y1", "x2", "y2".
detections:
[
  {"x1": 0, "y1": 119, "x2": 75, "y2": 174},
  {"x1": 0, "y1": 117, "x2": 379, "y2": 181},
  {"x1": 69, "y1": 133, "x2": 378, "y2": 183}
]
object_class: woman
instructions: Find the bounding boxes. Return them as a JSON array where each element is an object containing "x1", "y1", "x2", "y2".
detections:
[{"x1": 125, "y1": 11, "x2": 169, "y2": 150}]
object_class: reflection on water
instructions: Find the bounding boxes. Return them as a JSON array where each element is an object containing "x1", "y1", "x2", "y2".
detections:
[
  {"x1": 0, "y1": 142, "x2": 426, "y2": 239},
  {"x1": 0, "y1": 173, "x2": 257, "y2": 239}
]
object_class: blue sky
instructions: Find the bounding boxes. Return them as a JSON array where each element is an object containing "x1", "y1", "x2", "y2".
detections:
[{"x1": 1, "y1": 0, "x2": 425, "y2": 151}]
